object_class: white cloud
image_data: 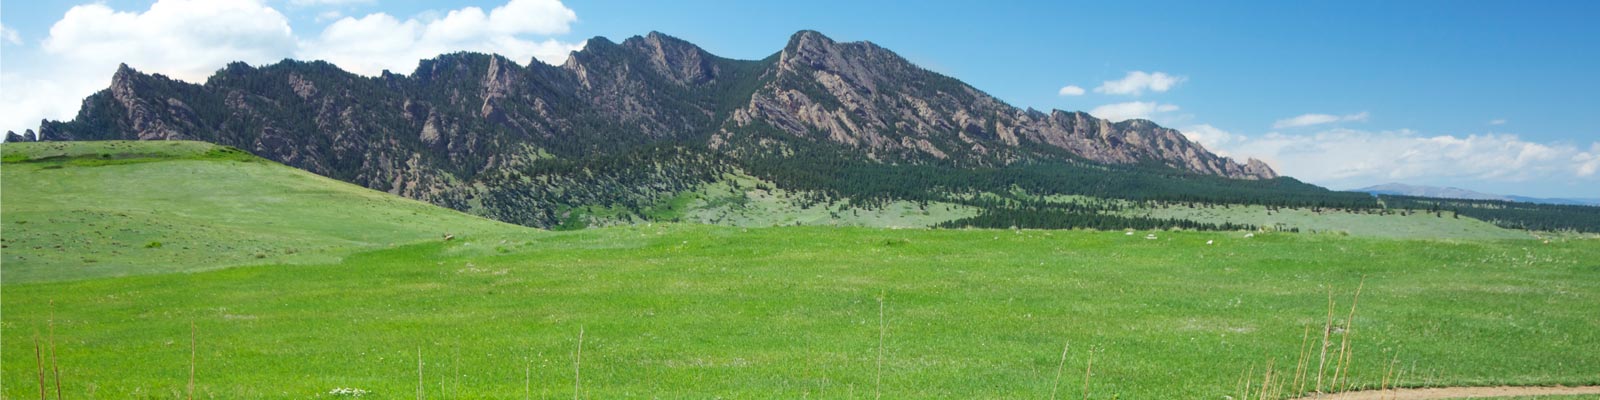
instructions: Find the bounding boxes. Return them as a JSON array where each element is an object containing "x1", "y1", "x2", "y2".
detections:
[
  {"x1": 2, "y1": 0, "x2": 584, "y2": 133},
  {"x1": 1089, "y1": 101, "x2": 1180, "y2": 122},
  {"x1": 3, "y1": 0, "x2": 298, "y2": 132},
  {"x1": 1272, "y1": 111, "x2": 1369, "y2": 129},
  {"x1": 1057, "y1": 85, "x2": 1085, "y2": 96},
  {"x1": 1489, "y1": 118, "x2": 1508, "y2": 126},
  {"x1": 1197, "y1": 127, "x2": 1599, "y2": 189},
  {"x1": 298, "y1": 0, "x2": 584, "y2": 75},
  {"x1": 1576, "y1": 143, "x2": 1600, "y2": 177},
  {"x1": 289, "y1": 0, "x2": 374, "y2": 6},
  {"x1": 41, "y1": 0, "x2": 297, "y2": 82},
  {"x1": 1, "y1": 22, "x2": 21, "y2": 45},
  {"x1": 1179, "y1": 124, "x2": 1246, "y2": 156},
  {"x1": 1094, "y1": 71, "x2": 1184, "y2": 96}
]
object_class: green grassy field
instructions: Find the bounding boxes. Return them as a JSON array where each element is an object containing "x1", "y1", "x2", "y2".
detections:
[
  {"x1": 3, "y1": 141, "x2": 1598, "y2": 398},
  {"x1": 4, "y1": 226, "x2": 1598, "y2": 398},
  {"x1": 1, "y1": 141, "x2": 522, "y2": 283},
  {"x1": 1121, "y1": 203, "x2": 1532, "y2": 240}
]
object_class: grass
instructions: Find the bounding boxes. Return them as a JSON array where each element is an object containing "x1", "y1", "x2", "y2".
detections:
[
  {"x1": 1, "y1": 141, "x2": 522, "y2": 283},
  {"x1": 550, "y1": 173, "x2": 979, "y2": 230},
  {"x1": 1121, "y1": 203, "x2": 1531, "y2": 239},
  {"x1": 2, "y1": 225, "x2": 1597, "y2": 398},
  {"x1": 3, "y1": 140, "x2": 1598, "y2": 397},
  {"x1": 672, "y1": 173, "x2": 980, "y2": 228}
]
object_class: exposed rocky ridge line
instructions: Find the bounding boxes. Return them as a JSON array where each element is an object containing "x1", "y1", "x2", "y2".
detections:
[{"x1": 30, "y1": 30, "x2": 1278, "y2": 226}]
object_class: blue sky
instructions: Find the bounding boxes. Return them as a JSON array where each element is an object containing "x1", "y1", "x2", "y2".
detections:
[{"x1": 3, "y1": 0, "x2": 1597, "y2": 197}]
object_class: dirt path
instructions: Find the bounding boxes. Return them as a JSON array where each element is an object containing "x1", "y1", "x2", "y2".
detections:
[{"x1": 1292, "y1": 386, "x2": 1600, "y2": 400}]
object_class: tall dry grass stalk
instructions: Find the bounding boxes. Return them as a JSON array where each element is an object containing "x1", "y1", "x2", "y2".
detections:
[
  {"x1": 1331, "y1": 278, "x2": 1365, "y2": 391},
  {"x1": 416, "y1": 347, "x2": 423, "y2": 400},
  {"x1": 1235, "y1": 364, "x2": 1248, "y2": 400},
  {"x1": 35, "y1": 333, "x2": 46, "y2": 400},
  {"x1": 876, "y1": 292, "x2": 885, "y2": 400},
  {"x1": 49, "y1": 301, "x2": 62, "y2": 400},
  {"x1": 189, "y1": 321, "x2": 196, "y2": 400},
  {"x1": 1235, "y1": 362, "x2": 1253, "y2": 400},
  {"x1": 1291, "y1": 324, "x2": 1310, "y2": 396},
  {"x1": 1050, "y1": 343, "x2": 1070, "y2": 400},
  {"x1": 1257, "y1": 358, "x2": 1275, "y2": 400},
  {"x1": 1082, "y1": 349, "x2": 1094, "y2": 400},
  {"x1": 574, "y1": 326, "x2": 584, "y2": 400},
  {"x1": 526, "y1": 360, "x2": 532, "y2": 400},
  {"x1": 1379, "y1": 352, "x2": 1397, "y2": 397},
  {"x1": 1315, "y1": 290, "x2": 1334, "y2": 393},
  {"x1": 454, "y1": 345, "x2": 461, "y2": 398}
]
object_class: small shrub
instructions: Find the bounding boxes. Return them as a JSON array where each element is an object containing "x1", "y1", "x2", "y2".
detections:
[
  {"x1": 880, "y1": 238, "x2": 912, "y2": 247},
  {"x1": 144, "y1": 241, "x2": 163, "y2": 249}
]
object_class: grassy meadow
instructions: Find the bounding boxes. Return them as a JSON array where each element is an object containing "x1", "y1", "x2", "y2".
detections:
[
  {"x1": 1, "y1": 141, "x2": 522, "y2": 283},
  {"x1": 2, "y1": 141, "x2": 1598, "y2": 398},
  {"x1": 3, "y1": 225, "x2": 1598, "y2": 398}
]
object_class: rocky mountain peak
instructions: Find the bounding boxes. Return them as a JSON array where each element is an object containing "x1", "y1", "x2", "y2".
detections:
[
  {"x1": 37, "y1": 29, "x2": 1287, "y2": 228},
  {"x1": 112, "y1": 63, "x2": 139, "y2": 82},
  {"x1": 778, "y1": 30, "x2": 898, "y2": 74},
  {"x1": 622, "y1": 31, "x2": 720, "y2": 86},
  {"x1": 1244, "y1": 158, "x2": 1278, "y2": 179}
]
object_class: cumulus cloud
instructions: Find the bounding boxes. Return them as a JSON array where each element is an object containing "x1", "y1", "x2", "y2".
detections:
[
  {"x1": 298, "y1": 0, "x2": 584, "y2": 75},
  {"x1": 1057, "y1": 85, "x2": 1085, "y2": 96},
  {"x1": 1272, "y1": 111, "x2": 1369, "y2": 129},
  {"x1": 289, "y1": 0, "x2": 375, "y2": 6},
  {"x1": 1089, "y1": 101, "x2": 1180, "y2": 122},
  {"x1": 1197, "y1": 127, "x2": 1599, "y2": 190},
  {"x1": 1179, "y1": 124, "x2": 1246, "y2": 156},
  {"x1": 42, "y1": 0, "x2": 297, "y2": 82},
  {"x1": 1577, "y1": 143, "x2": 1600, "y2": 177},
  {"x1": 1, "y1": 23, "x2": 20, "y2": 45},
  {"x1": 1, "y1": 0, "x2": 584, "y2": 133},
  {"x1": 1095, "y1": 71, "x2": 1184, "y2": 95},
  {"x1": 2, "y1": 0, "x2": 298, "y2": 131}
]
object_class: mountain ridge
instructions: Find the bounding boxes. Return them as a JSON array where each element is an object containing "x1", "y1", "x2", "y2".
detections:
[
  {"x1": 1357, "y1": 183, "x2": 1600, "y2": 206},
  {"x1": 15, "y1": 30, "x2": 1319, "y2": 228}
]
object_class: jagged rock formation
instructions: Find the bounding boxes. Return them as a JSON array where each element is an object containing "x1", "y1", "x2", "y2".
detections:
[
  {"x1": 4, "y1": 130, "x2": 35, "y2": 142},
  {"x1": 35, "y1": 30, "x2": 1282, "y2": 227},
  {"x1": 719, "y1": 31, "x2": 1274, "y2": 179}
]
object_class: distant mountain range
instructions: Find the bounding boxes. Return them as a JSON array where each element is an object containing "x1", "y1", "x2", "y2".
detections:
[
  {"x1": 1356, "y1": 183, "x2": 1600, "y2": 206},
  {"x1": 9, "y1": 30, "x2": 1377, "y2": 229}
]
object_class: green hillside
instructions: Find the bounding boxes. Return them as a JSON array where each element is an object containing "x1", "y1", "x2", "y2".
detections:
[
  {"x1": 3, "y1": 140, "x2": 1597, "y2": 398},
  {"x1": 1, "y1": 141, "x2": 523, "y2": 283}
]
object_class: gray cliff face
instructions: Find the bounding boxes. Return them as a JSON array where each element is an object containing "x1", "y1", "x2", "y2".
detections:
[
  {"x1": 36, "y1": 30, "x2": 1278, "y2": 226},
  {"x1": 718, "y1": 31, "x2": 1274, "y2": 178}
]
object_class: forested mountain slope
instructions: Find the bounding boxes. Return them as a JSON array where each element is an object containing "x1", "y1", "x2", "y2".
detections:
[{"x1": 22, "y1": 30, "x2": 1375, "y2": 228}]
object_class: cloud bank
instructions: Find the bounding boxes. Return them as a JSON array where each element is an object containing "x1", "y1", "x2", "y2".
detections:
[
  {"x1": 1, "y1": 0, "x2": 584, "y2": 133},
  {"x1": 1089, "y1": 101, "x2": 1180, "y2": 122},
  {"x1": 1179, "y1": 125, "x2": 1600, "y2": 191}
]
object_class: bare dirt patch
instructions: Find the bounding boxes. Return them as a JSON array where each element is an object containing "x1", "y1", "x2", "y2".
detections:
[{"x1": 1294, "y1": 386, "x2": 1600, "y2": 400}]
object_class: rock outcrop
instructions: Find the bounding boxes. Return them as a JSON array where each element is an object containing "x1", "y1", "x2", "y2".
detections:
[{"x1": 35, "y1": 30, "x2": 1280, "y2": 227}]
